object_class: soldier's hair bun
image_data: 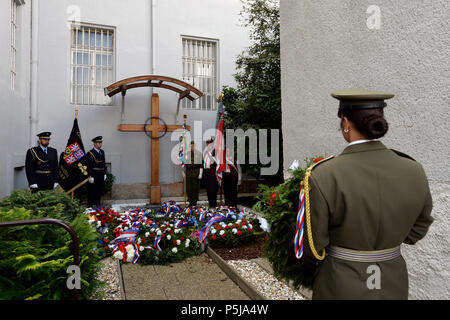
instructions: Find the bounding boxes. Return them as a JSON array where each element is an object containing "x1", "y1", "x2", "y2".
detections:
[
  {"x1": 341, "y1": 108, "x2": 389, "y2": 139},
  {"x1": 364, "y1": 114, "x2": 389, "y2": 139}
]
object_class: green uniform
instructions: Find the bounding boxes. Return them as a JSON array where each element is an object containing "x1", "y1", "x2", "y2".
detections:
[
  {"x1": 185, "y1": 150, "x2": 203, "y2": 206},
  {"x1": 309, "y1": 141, "x2": 433, "y2": 299}
]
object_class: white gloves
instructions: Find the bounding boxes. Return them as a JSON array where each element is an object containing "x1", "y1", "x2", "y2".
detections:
[
  {"x1": 198, "y1": 168, "x2": 203, "y2": 180},
  {"x1": 53, "y1": 183, "x2": 59, "y2": 189},
  {"x1": 182, "y1": 171, "x2": 185, "y2": 178},
  {"x1": 104, "y1": 174, "x2": 107, "y2": 181},
  {"x1": 30, "y1": 184, "x2": 38, "y2": 189},
  {"x1": 89, "y1": 177, "x2": 94, "y2": 184},
  {"x1": 238, "y1": 179, "x2": 242, "y2": 186}
]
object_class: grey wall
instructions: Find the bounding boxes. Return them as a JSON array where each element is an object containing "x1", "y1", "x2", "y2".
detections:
[
  {"x1": 0, "y1": 0, "x2": 31, "y2": 197},
  {"x1": 0, "y1": 0, "x2": 249, "y2": 198},
  {"x1": 281, "y1": 0, "x2": 449, "y2": 299}
]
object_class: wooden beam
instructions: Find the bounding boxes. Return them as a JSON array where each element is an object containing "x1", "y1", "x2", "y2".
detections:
[
  {"x1": 105, "y1": 75, "x2": 203, "y2": 99},
  {"x1": 117, "y1": 124, "x2": 191, "y2": 132}
]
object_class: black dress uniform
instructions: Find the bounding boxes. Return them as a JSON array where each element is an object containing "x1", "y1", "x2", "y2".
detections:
[
  {"x1": 87, "y1": 136, "x2": 106, "y2": 207},
  {"x1": 25, "y1": 132, "x2": 59, "y2": 191}
]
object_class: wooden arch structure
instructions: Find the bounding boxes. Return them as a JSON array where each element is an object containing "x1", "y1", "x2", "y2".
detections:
[{"x1": 104, "y1": 75, "x2": 203, "y2": 204}]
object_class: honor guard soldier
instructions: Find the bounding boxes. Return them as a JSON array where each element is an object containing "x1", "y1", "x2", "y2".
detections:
[
  {"x1": 203, "y1": 137, "x2": 218, "y2": 208},
  {"x1": 25, "y1": 132, "x2": 59, "y2": 192},
  {"x1": 87, "y1": 136, "x2": 107, "y2": 208},
  {"x1": 184, "y1": 141, "x2": 203, "y2": 207},
  {"x1": 222, "y1": 148, "x2": 242, "y2": 207},
  {"x1": 300, "y1": 89, "x2": 433, "y2": 300}
]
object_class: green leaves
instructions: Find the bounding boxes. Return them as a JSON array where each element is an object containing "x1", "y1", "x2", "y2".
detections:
[
  {"x1": 222, "y1": 0, "x2": 282, "y2": 184},
  {"x1": 0, "y1": 189, "x2": 102, "y2": 300},
  {"x1": 253, "y1": 160, "x2": 321, "y2": 289}
]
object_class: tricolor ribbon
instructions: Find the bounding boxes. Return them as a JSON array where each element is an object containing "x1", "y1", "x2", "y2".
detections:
[
  {"x1": 178, "y1": 123, "x2": 187, "y2": 169},
  {"x1": 132, "y1": 244, "x2": 140, "y2": 264},
  {"x1": 154, "y1": 235, "x2": 162, "y2": 251},
  {"x1": 111, "y1": 228, "x2": 140, "y2": 244},
  {"x1": 294, "y1": 184, "x2": 305, "y2": 259},
  {"x1": 198, "y1": 214, "x2": 228, "y2": 242}
]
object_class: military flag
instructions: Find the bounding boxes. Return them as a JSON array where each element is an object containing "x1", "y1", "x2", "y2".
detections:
[
  {"x1": 215, "y1": 104, "x2": 227, "y2": 181},
  {"x1": 58, "y1": 117, "x2": 90, "y2": 191}
]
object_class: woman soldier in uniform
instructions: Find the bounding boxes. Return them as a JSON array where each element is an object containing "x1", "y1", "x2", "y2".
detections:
[{"x1": 306, "y1": 89, "x2": 433, "y2": 300}]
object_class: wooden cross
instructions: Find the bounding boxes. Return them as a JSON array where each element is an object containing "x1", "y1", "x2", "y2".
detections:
[
  {"x1": 117, "y1": 93, "x2": 190, "y2": 204},
  {"x1": 105, "y1": 75, "x2": 202, "y2": 204}
]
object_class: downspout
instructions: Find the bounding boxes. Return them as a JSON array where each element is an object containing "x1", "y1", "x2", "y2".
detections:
[
  {"x1": 149, "y1": 0, "x2": 155, "y2": 185},
  {"x1": 29, "y1": 0, "x2": 39, "y2": 146},
  {"x1": 151, "y1": 0, "x2": 155, "y2": 75}
]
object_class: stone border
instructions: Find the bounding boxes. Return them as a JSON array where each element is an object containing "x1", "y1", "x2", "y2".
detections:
[
  {"x1": 114, "y1": 258, "x2": 127, "y2": 300},
  {"x1": 206, "y1": 247, "x2": 266, "y2": 300},
  {"x1": 237, "y1": 205, "x2": 313, "y2": 300}
]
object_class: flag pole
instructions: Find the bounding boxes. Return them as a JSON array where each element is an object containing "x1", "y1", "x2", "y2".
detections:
[
  {"x1": 219, "y1": 94, "x2": 224, "y2": 206},
  {"x1": 183, "y1": 115, "x2": 187, "y2": 208},
  {"x1": 75, "y1": 107, "x2": 78, "y2": 119}
]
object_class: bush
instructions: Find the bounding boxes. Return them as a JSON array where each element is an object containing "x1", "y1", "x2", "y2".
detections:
[
  {"x1": 0, "y1": 190, "x2": 103, "y2": 300},
  {"x1": 253, "y1": 158, "x2": 322, "y2": 289}
]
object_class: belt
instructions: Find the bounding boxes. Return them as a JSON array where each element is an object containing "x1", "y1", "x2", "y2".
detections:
[
  {"x1": 93, "y1": 168, "x2": 105, "y2": 171},
  {"x1": 35, "y1": 170, "x2": 52, "y2": 174},
  {"x1": 327, "y1": 245, "x2": 401, "y2": 263}
]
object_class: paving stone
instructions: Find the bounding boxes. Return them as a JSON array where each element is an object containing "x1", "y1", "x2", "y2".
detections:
[{"x1": 121, "y1": 253, "x2": 250, "y2": 300}]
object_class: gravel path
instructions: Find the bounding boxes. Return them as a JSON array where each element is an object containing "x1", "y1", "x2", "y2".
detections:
[
  {"x1": 228, "y1": 260, "x2": 305, "y2": 300},
  {"x1": 91, "y1": 257, "x2": 123, "y2": 300}
]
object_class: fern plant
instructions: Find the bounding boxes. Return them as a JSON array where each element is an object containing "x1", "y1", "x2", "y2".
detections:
[{"x1": 0, "y1": 190, "x2": 103, "y2": 300}]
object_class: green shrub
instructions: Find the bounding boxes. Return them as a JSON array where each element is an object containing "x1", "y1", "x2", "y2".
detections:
[
  {"x1": 253, "y1": 158, "x2": 321, "y2": 289},
  {"x1": 0, "y1": 190, "x2": 102, "y2": 300}
]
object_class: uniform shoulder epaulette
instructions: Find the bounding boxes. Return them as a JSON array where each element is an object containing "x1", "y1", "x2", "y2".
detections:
[
  {"x1": 391, "y1": 149, "x2": 416, "y2": 161},
  {"x1": 308, "y1": 155, "x2": 335, "y2": 172}
]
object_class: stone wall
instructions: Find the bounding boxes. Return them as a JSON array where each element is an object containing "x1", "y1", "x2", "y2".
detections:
[{"x1": 281, "y1": 0, "x2": 450, "y2": 299}]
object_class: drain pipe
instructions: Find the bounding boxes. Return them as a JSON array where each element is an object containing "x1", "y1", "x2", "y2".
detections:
[
  {"x1": 29, "y1": 0, "x2": 39, "y2": 146},
  {"x1": 150, "y1": 0, "x2": 155, "y2": 76}
]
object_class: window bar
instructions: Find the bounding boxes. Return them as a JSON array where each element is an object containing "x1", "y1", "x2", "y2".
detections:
[{"x1": 81, "y1": 29, "x2": 84, "y2": 105}]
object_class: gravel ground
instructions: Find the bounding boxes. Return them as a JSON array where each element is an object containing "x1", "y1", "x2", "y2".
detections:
[
  {"x1": 228, "y1": 260, "x2": 305, "y2": 300},
  {"x1": 91, "y1": 257, "x2": 123, "y2": 300}
]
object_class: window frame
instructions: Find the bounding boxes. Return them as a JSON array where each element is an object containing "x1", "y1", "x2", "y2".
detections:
[
  {"x1": 181, "y1": 35, "x2": 219, "y2": 111},
  {"x1": 69, "y1": 22, "x2": 116, "y2": 106}
]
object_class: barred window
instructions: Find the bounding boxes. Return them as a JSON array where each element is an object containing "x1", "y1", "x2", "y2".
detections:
[
  {"x1": 70, "y1": 24, "x2": 115, "y2": 105},
  {"x1": 182, "y1": 38, "x2": 218, "y2": 110},
  {"x1": 10, "y1": 0, "x2": 18, "y2": 90}
]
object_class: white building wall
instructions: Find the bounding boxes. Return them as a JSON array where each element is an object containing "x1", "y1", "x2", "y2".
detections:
[
  {"x1": 281, "y1": 0, "x2": 450, "y2": 299},
  {"x1": 0, "y1": 0, "x2": 249, "y2": 198},
  {"x1": 0, "y1": 0, "x2": 31, "y2": 197},
  {"x1": 153, "y1": 0, "x2": 250, "y2": 184}
]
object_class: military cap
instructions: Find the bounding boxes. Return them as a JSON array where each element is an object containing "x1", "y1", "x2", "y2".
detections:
[
  {"x1": 332, "y1": 88, "x2": 394, "y2": 117},
  {"x1": 92, "y1": 136, "x2": 103, "y2": 142},
  {"x1": 37, "y1": 132, "x2": 51, "y2": 139}
]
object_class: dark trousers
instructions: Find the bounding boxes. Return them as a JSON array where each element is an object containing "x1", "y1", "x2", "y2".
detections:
[
  {"x1": 223, "y1": 172, "x2": 238, "y2": 207},
  {"x1": 204, "y1": 169, "x2": 218, "y2": 208},
  {"x1": 88, "y1": 174, "x2": 104, "y2": 207},
  {"x1": 186, "y1": 175, "x2": 199, "y2": 207}
]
